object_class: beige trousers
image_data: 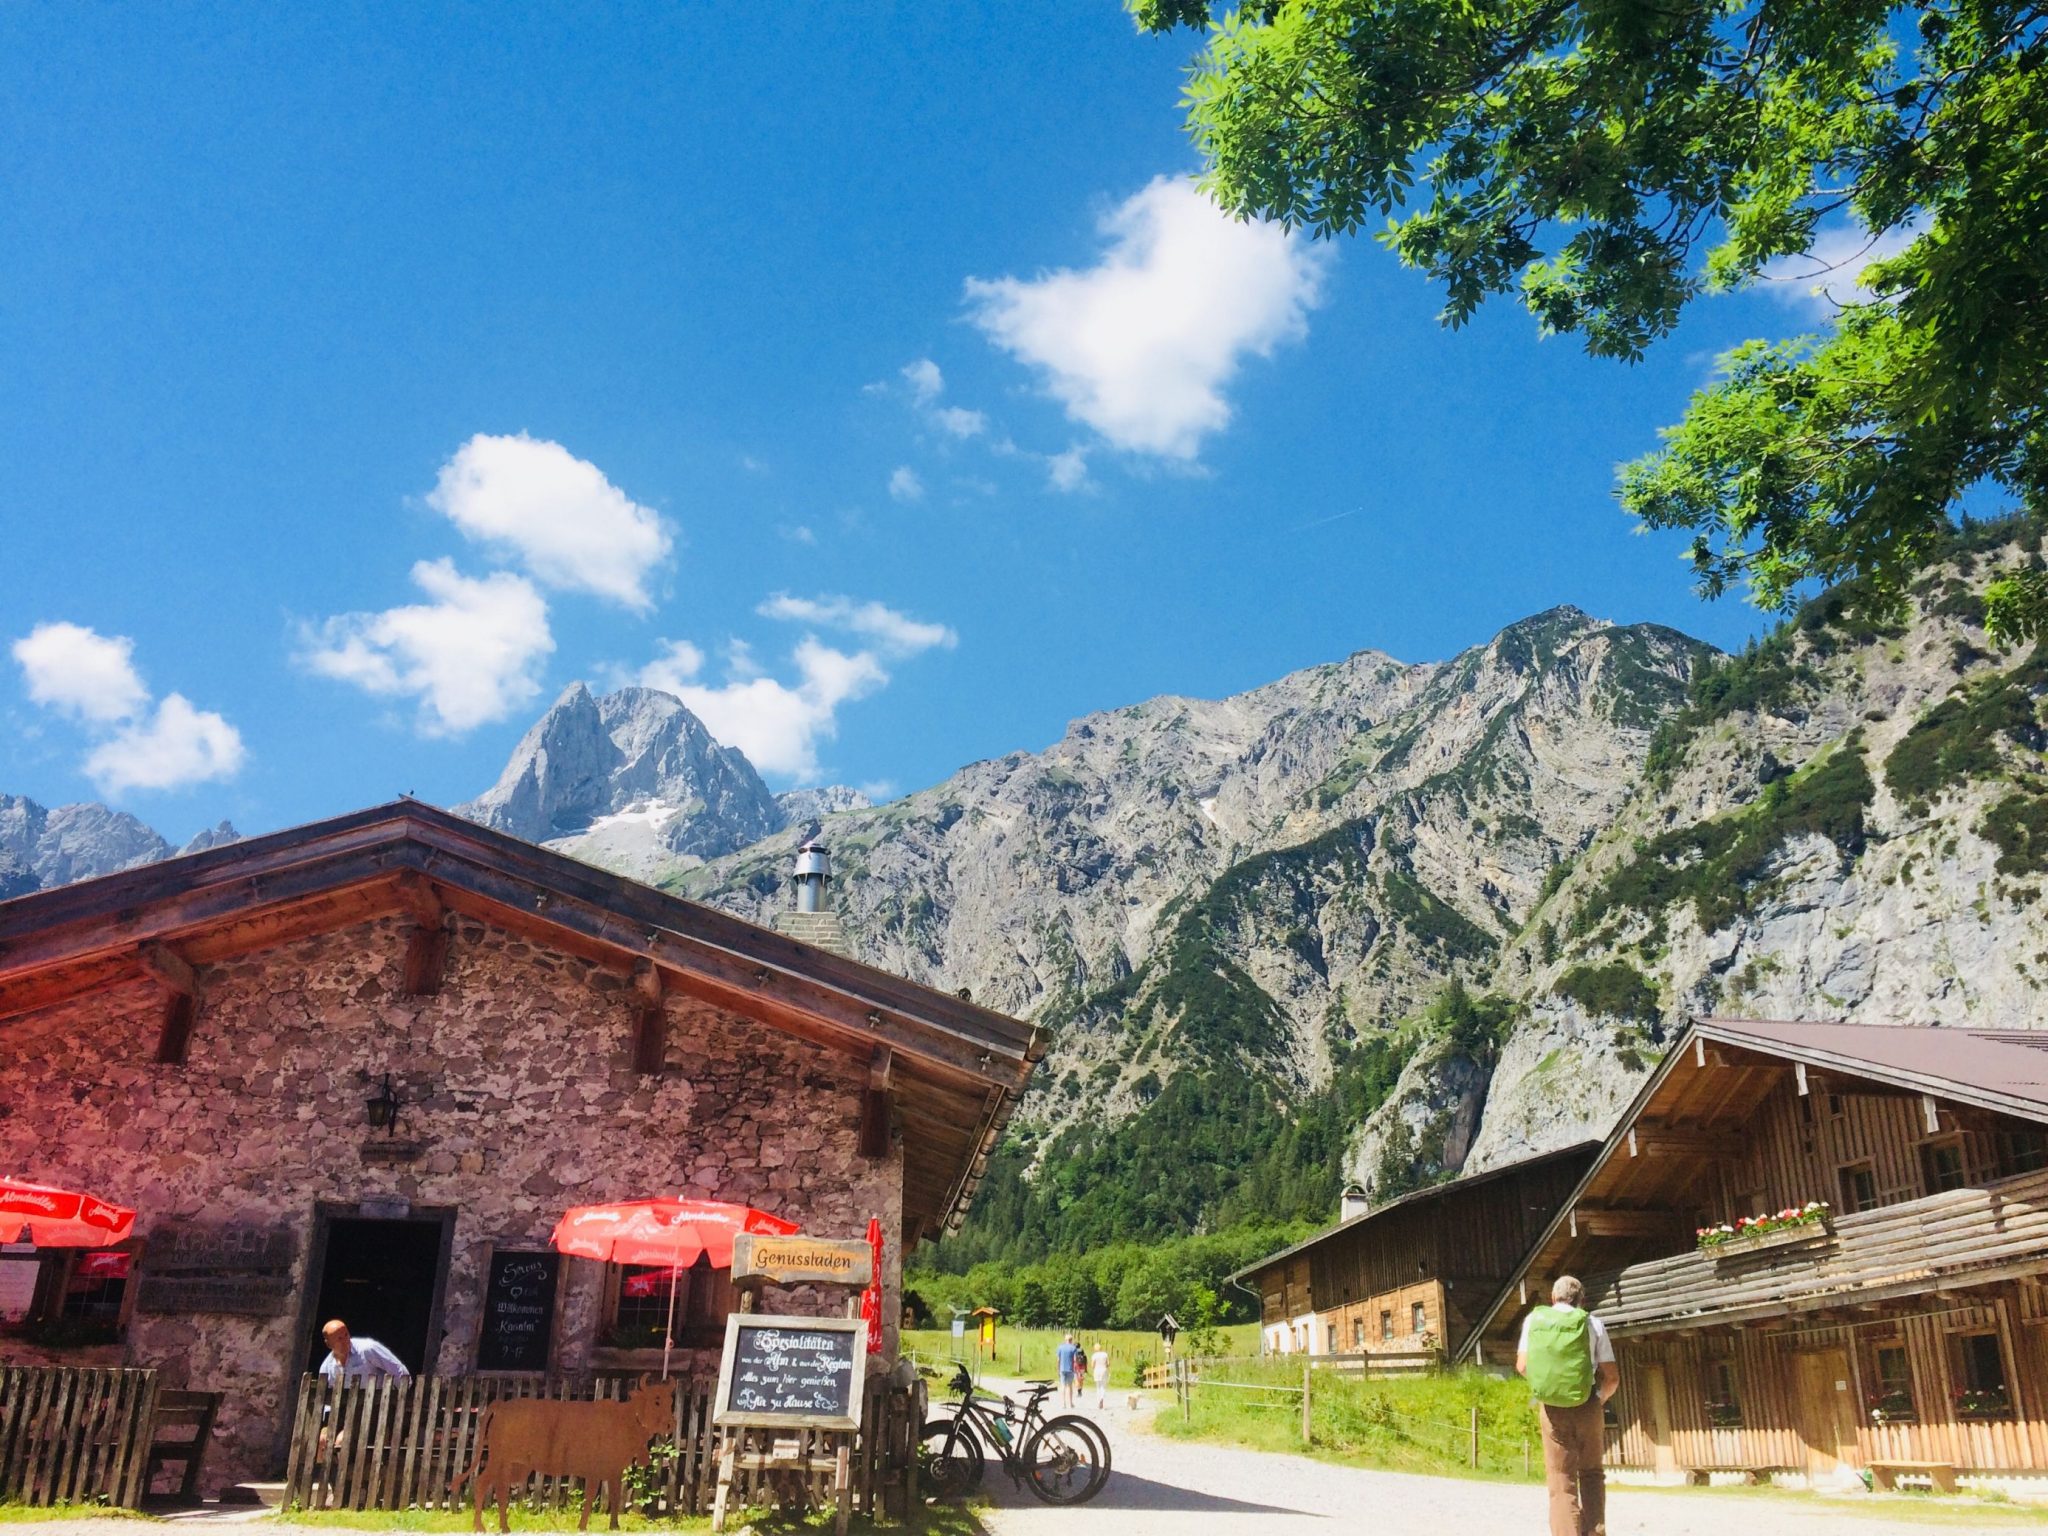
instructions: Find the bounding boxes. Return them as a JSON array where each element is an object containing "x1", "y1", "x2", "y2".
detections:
[{"x1": 1539, "y1": 1396, "x2": 1606, "y2": 1536}]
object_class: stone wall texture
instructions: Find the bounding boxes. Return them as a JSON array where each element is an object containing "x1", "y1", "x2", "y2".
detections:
[{"x1": 0, "y1": 911, "x2": 903, "y2": 1492}]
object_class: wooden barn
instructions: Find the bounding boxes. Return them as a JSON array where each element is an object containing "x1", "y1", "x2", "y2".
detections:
[
  {"x1": 1466, "y1": 1019, "x2": 2048, "y2": 1491},
  {"x1": 1234, "y1": 1143, "x2": 1596, "y2": 1360},
  {"x1": 0, "y1": 801, "x2": 1039, "y2": 1493}
]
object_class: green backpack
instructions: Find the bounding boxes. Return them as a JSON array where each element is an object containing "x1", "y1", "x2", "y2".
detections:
[{"x1": 1525, "y1": 1305, "x2": 1595, "y2": 1408}]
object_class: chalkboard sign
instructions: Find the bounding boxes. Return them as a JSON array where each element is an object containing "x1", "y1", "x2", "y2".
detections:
[
  {"x1": 476, "y1": 1249, "x2": 559, "y2": 1372},
  {"x1": 712, "y1": 1314, "x2": 867, "y2": 1431}
]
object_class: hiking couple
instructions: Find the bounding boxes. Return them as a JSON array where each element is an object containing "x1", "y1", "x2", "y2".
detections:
[{"x1": 1519, "y1": 1276, "x2": 1619, "y2": 1536}]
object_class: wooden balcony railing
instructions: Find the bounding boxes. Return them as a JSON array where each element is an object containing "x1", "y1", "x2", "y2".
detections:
[{"x1": 1586, "y1": 1167, "x2": 2048, "y2": 1333}]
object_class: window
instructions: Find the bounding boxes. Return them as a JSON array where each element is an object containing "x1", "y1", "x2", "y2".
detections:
[
  {"x1": 1827, "y1": 1093, "x2": 1845, "y2": 1118},
  {"x1": 1704, "y1": 1358, "x2": 1743, "y2": 1428},
  {"x1": 1866, "y1": 1341, "x2": 1917, "y2": 1424},
  {"x1": 603, "y1": 1255, "x2": 734, "y2": 1350},
  {"x1": 1410, "y1": 1302, "x2": 1427, "y2": 1336},
  {"x1": 1352, "y1": 1318, "x2": 1364, "y2": 1351},
  {"x1": 1953, "y1": 1331, "x2": 2013, "y2": 1420},
  {"x1": 1839, "y1": 1161, "x2": 1879, "y2": 1214},
  {"x1": 1380, "y1": 1309, "x2": 1394, "y2": 1342},
  {"x1": 61, "y1": 1251, "x2": 130, "y2": 1332},
  {"x1": 1920, "y1": 1138, "x2": 1967, "y2": 1194},
  {"x1": 1996, "y1": 1129, "x2": 2048, "y2": 1177}
]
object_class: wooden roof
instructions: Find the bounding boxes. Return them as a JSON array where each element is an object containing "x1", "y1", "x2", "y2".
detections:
[
  {"x1": 1458, "y1": 1017, "x2": 2048, "y2": 1357},
  {"x1": 1227, "y1": 1140, "x2": 1602, "y2": 1285},
  {"x1": 0, "y1": 799, "x2": 1042, "y2": 1240}
]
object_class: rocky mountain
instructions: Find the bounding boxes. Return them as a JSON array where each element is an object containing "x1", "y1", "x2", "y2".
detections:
[
  {"x1": 459, "y1": 684, "x2": 786, "y2": 876},
  {"x1": 1446, "y1": 526, "x2": 2048, "y2": 1182},
  {"x1": 675, "y1": 608, "x2": 1710, "y2": 1166},
  {"x1": 0, "y1": 795, "x2": 239, "y2": 899}
]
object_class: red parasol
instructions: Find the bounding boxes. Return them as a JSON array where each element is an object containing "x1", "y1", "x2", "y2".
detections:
[
  {"x1": 550, "y1": 1198, "x2": 799, "y2": 1378},
  {"x1": 0, "y1": 1178, "x2": 135, "y2": 1248}
]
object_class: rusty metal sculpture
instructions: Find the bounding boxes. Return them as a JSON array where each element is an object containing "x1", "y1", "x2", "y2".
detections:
[{"x1": 465, "y1": 1377, "x2": 678, "y2": 1532}]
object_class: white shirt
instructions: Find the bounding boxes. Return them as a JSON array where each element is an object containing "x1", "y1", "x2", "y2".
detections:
[
  {"x1": 320, "y1": 1335, "x2": 411, "y2": 1381},
  {"x1": 1090, "y1": 1349, "x2": 1109, "y2": 1376},
  {"x1": 1519, "y1": 1305, "x2": 1615, "y2": 1367}
]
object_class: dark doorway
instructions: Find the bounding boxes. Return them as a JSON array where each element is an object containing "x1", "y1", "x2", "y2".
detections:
[{"x1": 303, "y1": 1217, "x2": 447, "y2": 1375}]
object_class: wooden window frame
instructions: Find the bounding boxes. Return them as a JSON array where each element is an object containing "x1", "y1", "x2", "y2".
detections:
[
  {"x1": 1838, "y1": 1160, "x2": 1879, "y2": 1214},
  {"x1": 1704, "y1": 1355, "x2": 1744, "y2": 1429},
  {"x1": 1919, "y1": 1135, "x2": 1968, "y2": 1195},
  {"x1": 1863, "y1": 1336, "x2": 1918, "y2": 1425},
  {"x1": 1948, "y1": 1328, "x2": 2015, "y2": 1422},
  {"x1": 1379, "y1": 1309, "x2": 1394, "y2": 1343},
  {"x1": 600, "y1": 1255, "x2": 737, "y2": 1354}
]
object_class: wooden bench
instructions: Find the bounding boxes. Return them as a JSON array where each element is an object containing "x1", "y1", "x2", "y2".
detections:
[
  {"x1": 1868, "y1": 1459, "x2": 1958, "y2": 1494},
  {"x1": 1682, "y1": 1465, "x2": 1790, "y2": 1486},
  {"x1": 144, "y1": 1390, "x2": 221, "y2": 1501}
]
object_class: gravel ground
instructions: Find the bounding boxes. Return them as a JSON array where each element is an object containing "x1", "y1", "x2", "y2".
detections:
[{"x1": 964, "y1": 1385, "x2": 2038, "y2": 1536}]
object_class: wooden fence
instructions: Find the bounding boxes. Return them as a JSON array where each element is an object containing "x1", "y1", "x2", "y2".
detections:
[
  {"x1": 0, "y1": 1366, "x2": 160, "y2": 1507},
  {"x1": 283, "y1": 1371, "x2": 925, "y2": 1519}
]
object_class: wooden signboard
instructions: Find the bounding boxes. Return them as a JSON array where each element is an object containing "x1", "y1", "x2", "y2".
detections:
[
  {"x1": 712, "y1": 1314, "x2": 866, "y2": 1431},
  {"x1": 475, "y1": 1249, "x2": 559, "y2": 1372},
  {"x1": 136, "y1": 1223, "x2": 296, "y2": 1316},
  {"x1": 731, "y1": 1233, "x2": 873, "y2": 1289}
]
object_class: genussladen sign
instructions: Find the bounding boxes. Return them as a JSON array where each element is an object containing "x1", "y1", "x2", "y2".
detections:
[{"x1": 731, "y1": 1232, "x2": 873, "y2": 1288}]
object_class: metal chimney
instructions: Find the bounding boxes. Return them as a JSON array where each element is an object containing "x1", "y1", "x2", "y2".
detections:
[{"x1": 793, "y1": 840, "x2": 831, "y2": 914}]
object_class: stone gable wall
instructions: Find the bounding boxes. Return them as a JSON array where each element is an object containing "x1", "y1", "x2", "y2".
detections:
[{"x1": 0, "y1": 911, "x2": 902, "y2": 1491}]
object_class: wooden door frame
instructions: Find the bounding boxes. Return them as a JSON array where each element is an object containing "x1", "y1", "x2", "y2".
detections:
[{"x1": 273, "y1": 1200, "x2": 458, "y2": 1465}]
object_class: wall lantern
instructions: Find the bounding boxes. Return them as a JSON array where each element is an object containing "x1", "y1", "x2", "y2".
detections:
[{"x1": 364, "y1": 1073, "x2": 403, "y2": 1134}]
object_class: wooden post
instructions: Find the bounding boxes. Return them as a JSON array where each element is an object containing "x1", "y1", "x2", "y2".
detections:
[
  {"x1": 1523, "y1": 1435, "x2": 1532, "y2": 1477},
  {"x1": 1301, "y1": 1364, "x2": 1312, "y2": 1444},
  {"x1": 1469, "y1": 1405, "x2": 1480, "y2": 1468}
]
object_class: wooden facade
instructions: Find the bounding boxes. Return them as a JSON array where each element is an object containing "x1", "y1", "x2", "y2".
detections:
[
  {"x1": 1469, "y1": 1020, "x2": 2048, "y2": 1485},
  {"x1": 1238, "y1": 1143, "x2": 1596, "y2": 1358}
]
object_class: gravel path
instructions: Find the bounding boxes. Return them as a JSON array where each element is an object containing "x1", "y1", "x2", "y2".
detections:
[{"x1": 965, "y1": 1385, "x2": 2034, "y2": 1536}]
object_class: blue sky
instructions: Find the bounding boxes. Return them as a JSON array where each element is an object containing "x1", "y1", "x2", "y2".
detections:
[{"x1": 2, "y1": 3, "x2": 1826, "y2": 842}]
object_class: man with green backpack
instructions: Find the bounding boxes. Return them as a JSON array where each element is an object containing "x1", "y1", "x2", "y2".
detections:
[{"x1": 1517, "y1": 1276, "x2": 1619, "y2": 1536}]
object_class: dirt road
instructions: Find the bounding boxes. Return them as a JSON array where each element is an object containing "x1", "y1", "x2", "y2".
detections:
[{"x1": 969, "y1": 1391, "x2": 2037, "y2": 1535}]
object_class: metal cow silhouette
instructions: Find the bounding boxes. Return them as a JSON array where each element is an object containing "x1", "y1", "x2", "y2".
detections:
[{"x1": 465, "y1": 1378, "x2": 678, "y2": 1531}]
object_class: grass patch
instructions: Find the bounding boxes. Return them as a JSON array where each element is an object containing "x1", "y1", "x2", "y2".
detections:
[
  {"x1": 1570, "y1": 735, "x2": 1873, "y2": 939},
  {"x1": 900, "y1": 1326, "x2": 1259, "y2": 1385},
  {"x1": 1553, "y1": 961, "x2": 1659, "y2": 1024},
  {"x1": 1982, "y1": 788, "x2": 2048, "y2": 878},
  {"x1": 1884, "y1": 649, "x2": 2047, "y2": 815},
  {"x1": 0, "y1": 1509, "x2": 155, "y2": 1524},
  {"x1": 1158, "y1": 1363, "x2": 1541, "y2": 1481},
  {"x1": 277, "y1": 1509, "x2": 986, "y2": 1535}
]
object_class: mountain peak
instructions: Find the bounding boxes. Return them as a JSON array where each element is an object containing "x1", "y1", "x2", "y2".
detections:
[{"x1": 458, "y1": 682, "x2": 782, "y2": 872}]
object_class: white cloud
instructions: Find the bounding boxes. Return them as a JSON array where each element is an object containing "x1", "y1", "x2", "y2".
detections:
[
  {"x1": 932, "y1": 405, "x2": 987, "y2": 439},
  {"x1": 83, "y1": 695, "x2": 245, "y2": 795},
  {"x1": 901, "y1": 358, "x2": 944, "y2": 404},
  {"x1": 1760, "y1": 220, "x2": 1921, "y2": 313},
  {"x1": 636, "y1": 639, "x2": 706, "y2": 694},
  {"x1": 427, "y1": 433, "x2": 673, "y2": 610},
  {"x1": 966, "y1": 176, "x2": 1326, "y2": 459},
  {"x1": 1047, "y1": 446, "x2": 1090, "y2": 493},
  {"x1": 888, "y1": 466, "x2": 925, "y2": 503},
  {"x1": 11, "y1": 622, "x2": 244, "y2": 793},
  {"x1": 674, "y1": 638, "x2": 888, "y2": 781},
  {"x1": 12, "y1": 622, "x2": 148, "y2": 723},
  {"x1": 299, "y1": 559, "x2": 554, "y2": 736},
  {"x1": 757, "y1": 594, "x2": 958, "y2": 655}
]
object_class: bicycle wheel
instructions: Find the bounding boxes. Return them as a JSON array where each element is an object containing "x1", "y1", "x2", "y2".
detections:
[
  {"x1": 1020, "y1": 1414, "x2": 1109, "y2": 1505},
  {"x1": 919, "y1": 1416, "x2": 985, "y2": 1499}
]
